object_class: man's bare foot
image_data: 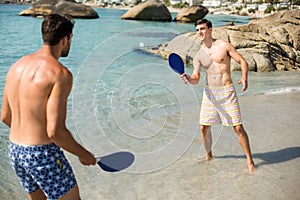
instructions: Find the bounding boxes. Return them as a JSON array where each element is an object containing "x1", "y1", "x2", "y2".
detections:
[
  {"x1": 248, "y1": 161, "x2": 255, "y2": 174},
  {"x1": 205, "y1": 152, "x2": 213, "y2": 161}
]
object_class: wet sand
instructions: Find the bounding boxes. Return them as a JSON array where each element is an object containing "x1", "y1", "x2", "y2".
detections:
[
  {"x1": 1, "y1": 92, "x2": 299, "y2": 199},
  {"x1": 70, "y1": 92, "x2": 300, "y2": 200}
]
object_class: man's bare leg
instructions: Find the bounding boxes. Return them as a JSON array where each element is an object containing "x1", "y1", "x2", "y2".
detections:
[
  {"x1": 28, "y1": 188, "x2": 47, "y2": 200},
  {"x1": 28, "y1": 184, "x2": 81, "y2": 200},
  {"x1": 233, "y1": 125, "x2": 255, "y2": 173},
  {"x1": 200, "y1": 125, "x2": 213, "y2": 161},
  {"x1": 59, "y1": 184, "x2": 80, "y2": 200}
]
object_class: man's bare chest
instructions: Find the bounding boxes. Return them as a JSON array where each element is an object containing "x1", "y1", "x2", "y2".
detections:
[{"x1": 200, "y1": 47, "x2": 229, "y2": 68}]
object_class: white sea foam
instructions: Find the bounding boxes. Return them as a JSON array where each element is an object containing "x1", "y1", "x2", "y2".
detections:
[{"x1": 265, "y1": 86, "x2": 300, "y2": 95}]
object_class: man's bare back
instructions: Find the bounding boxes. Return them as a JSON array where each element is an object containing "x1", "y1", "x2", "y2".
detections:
[
  {"x1": 3, "y1": 40, "x2": 95, "y2": 165},
  {"x1": 5, "y1": 49, "x2": 69, "y2": 145}
]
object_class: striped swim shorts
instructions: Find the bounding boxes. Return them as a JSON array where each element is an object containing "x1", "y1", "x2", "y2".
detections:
[{"x1": 199, "y1": 84, "x2": 242, "y2": 126}]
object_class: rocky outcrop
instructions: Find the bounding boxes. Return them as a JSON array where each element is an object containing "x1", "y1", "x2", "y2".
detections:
[
  {"x1": 19, "y1": 0, "x2": 99, "y2": 19},
  {"x1": 174, "y1": 5, "x2": 209, "y2": 23},
  {"x1": 121, "y1": 0, "x2": 171, "y2": 21},
  {"x1": 148, "y1": 9, "x2": 300, "y2": 72}
]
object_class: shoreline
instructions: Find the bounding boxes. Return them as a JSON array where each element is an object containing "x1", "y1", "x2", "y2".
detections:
[
  {"x1": 72, "y1": 91, "x2": 300, "y2": 200},
  {"x1": 1, "y1": 86, "x2": 300, "y2": 200}
]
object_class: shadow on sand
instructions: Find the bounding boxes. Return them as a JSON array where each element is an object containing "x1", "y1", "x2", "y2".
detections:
[{"x1": 216, "y1": 146, "x2": 300, "y2": 168}]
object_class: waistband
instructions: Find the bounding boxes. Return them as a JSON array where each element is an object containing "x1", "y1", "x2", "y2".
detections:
[
  {"x1": 204, "y1": 84, "x2": 235, "y2": 92},
  {"x1": 204, "y1": 84, "x2": 234, "y2": 89},
  {"x1": 9, "y1": 141, "x2": 59, "y2": 151}
]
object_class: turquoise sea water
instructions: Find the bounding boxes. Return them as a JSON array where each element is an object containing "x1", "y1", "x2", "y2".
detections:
[{"x1": 0, "y1": 4, "x2": 300, "y2": 199}]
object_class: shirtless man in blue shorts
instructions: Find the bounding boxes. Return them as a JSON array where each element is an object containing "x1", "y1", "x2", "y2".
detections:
[
  {"x1": 1, "y1": 14, "x2": 96, "y2": 199},
  {"x1": 181, "y1": 19, "x2": 255, "y2": 173}
]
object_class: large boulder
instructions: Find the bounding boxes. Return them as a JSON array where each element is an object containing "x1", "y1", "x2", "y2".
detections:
[
  {"x1": 174, "y1": 5, "x2": 209, "y2": 23},
  {"x1": 19, "y1": 0, "x2": 99, "y2": 19},
  {"x1": 148, "y1": 9, "x2": 300, "y2": 72},
  {"x1": 121, "y1": 0, "x2": 171, "y2": 21}
]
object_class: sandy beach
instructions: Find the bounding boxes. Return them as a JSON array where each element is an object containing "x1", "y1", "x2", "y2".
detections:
[
  {"x1": 1, "y1": 92, "x2": 299, "y2": 200},
  {"x1": 62, "y1": 92, "x2": 300, "y2": 200}
]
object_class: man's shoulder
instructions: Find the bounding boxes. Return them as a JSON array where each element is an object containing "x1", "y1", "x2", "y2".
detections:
[
  {"x1": 215, "y1": 39, "x2": 230, "y2": 46},
  {"x1": 18, "y1": 52, "x2": 72, "y2": 80},
  {"x1": 214, "y1": 40, "x2": 234, "y2": 52},
  {"x1": 33, "y1": 51, "x2": 72, "y2": 77}
]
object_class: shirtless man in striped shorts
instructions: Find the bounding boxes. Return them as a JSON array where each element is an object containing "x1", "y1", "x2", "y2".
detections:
[{"x1": 181, "y1": 19, "x2": 255, "y2": 173}]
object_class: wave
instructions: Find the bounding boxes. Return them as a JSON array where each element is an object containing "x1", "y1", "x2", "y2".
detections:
[{"x1": 265, "y1": 86, "x2": 300, "y2": 95}]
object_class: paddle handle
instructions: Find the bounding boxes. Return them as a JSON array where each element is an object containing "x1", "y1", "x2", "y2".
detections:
[
  {"x1": 96, "y1": 157, "x2": 101, "y2": 162},
  {"x1": 181, "y1": 73, "x2": 189, "y2": 85},
  {"x1": 184, "y1": 77, "x2": 189, "y2": 85}
]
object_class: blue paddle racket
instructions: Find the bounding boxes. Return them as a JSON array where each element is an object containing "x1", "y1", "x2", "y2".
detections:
[
  {"x1": 168, "y1": 53, "x2": 189, "y2": 84},
  {"x1": 97, "y1": 151, "x2": 135, "y2": 172},
  {"x1": 168, "y1": 53, "x2": 185, "y2": 75}
]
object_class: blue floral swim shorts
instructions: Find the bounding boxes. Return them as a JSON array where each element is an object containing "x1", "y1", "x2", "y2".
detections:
[{"x1": 8, "y1": 142, "x2": 77, "y2": 200}]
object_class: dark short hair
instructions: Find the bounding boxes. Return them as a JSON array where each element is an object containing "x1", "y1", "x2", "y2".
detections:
[
  {"x1": 42, "y1": 14, "x2": 74, "y2": 45},
  {"x1": 194, "y1": 19, "x2": 212, "y2": 29}
]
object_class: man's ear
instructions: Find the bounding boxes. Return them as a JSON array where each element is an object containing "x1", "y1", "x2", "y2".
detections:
[{"x1": 61, "y1": 36, "x2": 68, "y2": 46}]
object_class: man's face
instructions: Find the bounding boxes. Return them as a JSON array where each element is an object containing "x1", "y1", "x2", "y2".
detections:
[
  {"x1": 61, "y1": 33, "x2": 73, "y2": 57},
  {"x1": 195, "y1": 23, "x2": 211, "y2": 41}
]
